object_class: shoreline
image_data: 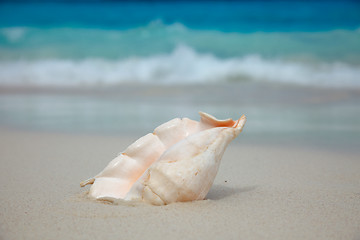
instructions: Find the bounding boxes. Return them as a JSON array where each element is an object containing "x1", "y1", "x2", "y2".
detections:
[
  {"x1": 1, "y1": 81, "x2": 360, "y2": 96},
  {"x1": 1, "y1": 82, "x2": 359, "y2": 154},
  {"x1": 0, "y1": 123, "x2": 359, "y2": 156}
]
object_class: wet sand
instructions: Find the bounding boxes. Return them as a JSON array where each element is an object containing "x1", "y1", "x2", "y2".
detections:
[{"x1": 0, "y1": 127, "x2": 359, "y2": 240}]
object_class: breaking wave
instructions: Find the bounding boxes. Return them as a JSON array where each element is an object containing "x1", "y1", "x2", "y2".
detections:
[{"x1": 1, "y1": 45, "x2": 360, "y2": 88}]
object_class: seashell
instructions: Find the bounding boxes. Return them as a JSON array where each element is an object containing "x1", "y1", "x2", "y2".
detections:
[{"x1": 80, "y1": 112, "x2": 246, "y2": 205}]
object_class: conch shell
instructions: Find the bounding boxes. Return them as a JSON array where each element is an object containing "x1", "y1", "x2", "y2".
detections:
[{"x1": 80, "y1": 112, "x2": 246, "y2": 205}]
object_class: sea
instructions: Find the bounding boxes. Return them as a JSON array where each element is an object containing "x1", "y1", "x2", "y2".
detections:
[
  {"x1": 0, "y1": 1, "x2": 359, "y2": 151},
  {"x1": 0, "y1": 0, "x2": 360, "y2": 87}
]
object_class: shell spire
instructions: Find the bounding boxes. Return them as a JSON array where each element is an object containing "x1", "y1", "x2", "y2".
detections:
[{"x1": 81, "y1": 112, "x2": 246, "y2": 205}]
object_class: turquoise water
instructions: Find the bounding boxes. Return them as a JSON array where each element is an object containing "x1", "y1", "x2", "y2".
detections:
[
  {"x1": 1, "y1": 1, "x2": 359, "y2": 32},
  {"x1": 0, "y1": 1, "x2": 360, "y2": 87}
]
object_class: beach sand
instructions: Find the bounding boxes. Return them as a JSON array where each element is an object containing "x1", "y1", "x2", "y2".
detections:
[{"x1": 0, "y1": 127, "x2": 359, "y2": 240}]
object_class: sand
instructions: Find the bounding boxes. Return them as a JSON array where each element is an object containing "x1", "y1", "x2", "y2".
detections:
[{"x1": 0, "y1": 127, "x2": 359, "y2": 240}]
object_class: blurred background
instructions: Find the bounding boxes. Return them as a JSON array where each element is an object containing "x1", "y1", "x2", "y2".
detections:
[{"x1": 0, "y1": 0, "x2": 359, "y2": 150}]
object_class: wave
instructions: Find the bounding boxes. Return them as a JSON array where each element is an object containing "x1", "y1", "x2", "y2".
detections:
[
  {"x1": 1, "y1": 23, "x2": 360, "y2": 64},
  {"x1": 1, "y1": 45, "x2": 359, "y2": 88}
]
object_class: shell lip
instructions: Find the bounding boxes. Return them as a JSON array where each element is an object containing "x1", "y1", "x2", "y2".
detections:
[
  {"x1": 199, "y1": 111, "x2": 246, "y2": 130},
  {"x1": 234, "y1": 114, "x2": 247, "y2": 131}
]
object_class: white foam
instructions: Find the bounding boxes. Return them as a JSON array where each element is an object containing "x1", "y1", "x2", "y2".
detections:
[{"x1": 1, "y1": 45, "x2": 359, "y2": 88}]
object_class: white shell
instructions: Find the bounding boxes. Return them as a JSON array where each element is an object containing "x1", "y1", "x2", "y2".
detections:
[{"x1": 81, "y1": 112, "x2": 246, "y2": 205}]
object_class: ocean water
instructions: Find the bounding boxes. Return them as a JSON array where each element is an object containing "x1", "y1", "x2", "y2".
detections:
[
  {"x1": 0, "y1": 1, "x2": 360, "y2": 87},
  {"x1": 0, "y1": 1, "x2": 360, "y2": 150}
]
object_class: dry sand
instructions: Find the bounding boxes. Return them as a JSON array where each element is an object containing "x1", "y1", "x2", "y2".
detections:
[{"x1": 0, "y1": 127, "x2": 359, "y2": 240}]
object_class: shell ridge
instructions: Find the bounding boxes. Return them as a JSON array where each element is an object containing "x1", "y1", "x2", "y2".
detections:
[
  {"x1": 147, "y1": 167, "x2": 198, "y2": 203},
  {"x1": 143, "y1": 181, "x2": 166, "y2": 205}
]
